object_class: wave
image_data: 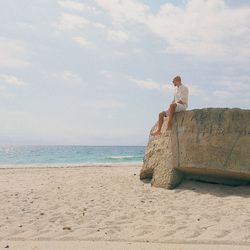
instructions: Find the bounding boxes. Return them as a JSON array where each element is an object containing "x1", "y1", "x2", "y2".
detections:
[{"x1": 105, "y1": 155, "x2": 135, "y2": 160}]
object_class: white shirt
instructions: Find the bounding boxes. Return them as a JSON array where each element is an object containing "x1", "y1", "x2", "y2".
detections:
[{"x1": 174, "y1": 84, "x2": 189, "y2": 107}]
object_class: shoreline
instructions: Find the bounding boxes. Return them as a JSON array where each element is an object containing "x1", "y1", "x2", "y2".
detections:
[{"x1": 0, "y1": 162, "x2": 143, "y2": 170}]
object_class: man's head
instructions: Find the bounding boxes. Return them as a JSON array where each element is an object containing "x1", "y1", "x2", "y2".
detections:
[{"x1": 172, "y1": 75, "x2": 181, "y2": 87}]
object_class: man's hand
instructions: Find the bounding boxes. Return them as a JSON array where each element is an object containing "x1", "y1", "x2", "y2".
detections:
[{"x1": 177, "y1": 100, "x2": 184, "y2": 104}]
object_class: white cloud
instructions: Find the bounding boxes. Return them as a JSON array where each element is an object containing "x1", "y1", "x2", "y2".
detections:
[
  {"x1": 186, "y1": 84, "x2": 203, "y2": 96},
  {"x1": 220, "y1": 77, "x2": 250, "y2": 92},
  {"x1": 0, "y1": 74, "x2": 27, "y2": 86},
  {"x1": 95, "y1": 0, "x2": 149, "y2": 23},
  {"x1": 72, "y1": 36, "x2": 96, "y2": 48},
  {"x1": 113, "y1": 50, "x2": 126, "y2": 56},
  {"x1": 83, "y1": 99, "x2": 125, "y2": 110},
  {"x1": 58, "y1": 0, "x2": 101, "y2": 14},
  {"x1": 129, "y1": 76, "x2": 161, "y2": 89},
  {"x1": 51, "y1": 71, "x2": 81, "y2": 83},
  {"x1": 55, "y1": 12, "x2": 89, "y2": 30},
  {"x1": 56, "y1": 1, "x2": 105, "y2": 31},
  {"x1": 0, "y1": 85, "x2": 6, "y2": 91},
  {"x1": 17, "y1": 22, "x2": 34, "y2": 31},
  {"x1": 213, "y1": 76, "x2": 250, "y2": 99},
  {"x1": 61, "y1": 71, "x2": 81, "y2": 82},
  {"x1": 92, "y1": 22, "x2": 107, "y2": 29},
  {"x1": 161, "y1": 84, "x2": 174, "y2": 92},
  {"x1": 0, "y1": 109, "x2": 84, "y2": 140},
  {"x1": 100, "y1": 70, "x2": 113, "y2": 78},
  {"x1": 128, "y1": 75, "x2": 173, "y2": 91},
  {"x1": 107, "y1": 30, "x2": 129, "y2": 43},
  {"x1": 147, "y1": 0, "x2": 250, "y2": 61},
  {"x1": 95, "y1": 0, "x2": 250, "y2": 61},
  {"x1": 58, "y1": 0, "x2": 86, "y2": 11},
  {"x1": 213, "y1": 90, "x2": 232, "y2": 98},
  {"x1": 0, "y1": 37, "x2": 31, "y2": 68}
]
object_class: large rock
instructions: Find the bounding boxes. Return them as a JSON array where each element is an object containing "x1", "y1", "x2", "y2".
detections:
[{"x1": 140, "y1": 108, "x2": 250, "y2": 189}]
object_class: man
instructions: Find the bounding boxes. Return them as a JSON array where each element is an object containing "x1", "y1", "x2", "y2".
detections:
[{"x1": 151, "y1": 75, "x2": 189, "y2": 136}]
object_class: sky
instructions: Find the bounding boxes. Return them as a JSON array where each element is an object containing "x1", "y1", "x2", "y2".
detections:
[{"x1": 0, "y1": 0, "x2": 249, "y2": 146}]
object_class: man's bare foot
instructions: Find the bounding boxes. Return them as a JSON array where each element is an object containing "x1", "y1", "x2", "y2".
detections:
[{"x1": 151, "y1": 130, "x2": 161, "y2": 136}]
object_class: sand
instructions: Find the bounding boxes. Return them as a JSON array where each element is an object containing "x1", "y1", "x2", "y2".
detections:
[{"x1": 1, "y1": 164, "x2": 250, "y2": 249}]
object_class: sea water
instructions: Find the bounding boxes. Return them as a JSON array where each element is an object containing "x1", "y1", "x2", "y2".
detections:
[{"x1": 0, "y1": 145, "x2": 146, "y2": 168}]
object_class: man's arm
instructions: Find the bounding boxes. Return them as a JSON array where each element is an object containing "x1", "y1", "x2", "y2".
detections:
[{"x1": 178, "y1": 87, "x2": 188, "y2": 105}]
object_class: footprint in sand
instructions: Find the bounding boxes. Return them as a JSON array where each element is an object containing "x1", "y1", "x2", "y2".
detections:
[
  {"x1": 162, "y1": 230, "x2": 177, "y2": 237},
  {"x1": 215, "y1": 230, "x2": 231, "y2": 238}
]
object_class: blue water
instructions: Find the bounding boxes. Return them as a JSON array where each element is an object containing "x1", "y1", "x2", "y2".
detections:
[{"x1": 0, "y1": 145, "x2": 146, "y2": 168}]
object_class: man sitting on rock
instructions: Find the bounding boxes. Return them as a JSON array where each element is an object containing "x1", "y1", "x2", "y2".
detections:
[{"x1": 151, "y1": 75, "x2": 189, "y2": 136}]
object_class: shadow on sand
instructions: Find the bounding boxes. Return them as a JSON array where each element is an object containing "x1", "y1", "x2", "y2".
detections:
[{"x1": 173, "y1": 179, "x2": 250, "y2": 198}]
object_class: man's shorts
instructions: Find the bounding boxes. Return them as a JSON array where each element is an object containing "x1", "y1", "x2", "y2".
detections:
[
  {"x1": 163, "y1": 103, "x2": 187, "y2": 116},
  {"x1": 175, "y1": 103, "x2": 188, "y2": 112}
]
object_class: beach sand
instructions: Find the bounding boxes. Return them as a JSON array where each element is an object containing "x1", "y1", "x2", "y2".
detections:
[{"x1": 1, "y1": 164, "x2": 250, "y2": 249}]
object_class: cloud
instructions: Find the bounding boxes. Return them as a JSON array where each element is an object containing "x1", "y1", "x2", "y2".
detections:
[
  {"x1": 0, "y1": 85, "x2": 6, "y2": 91},
  {"x1": 107, "y1": 30, "x2": 129, "y2": 43},
  {"x1": 220, "y1": 77, "x2": 250, "y2": 92},
  {"x1": 148, "y1": 1, "x2": 250, "y2": 61},
  {"x1": 95, "y1": 0, "x2": 250, "y2": 61},
  {"x1": 55, "y1": 12, "x2": 89, "y2": 30},
  {"x1": 92, "y1": 22, "x2": 106, "y2": 29},
  {"x1": 61, "y1": 71, "x2": 81, "y2": 82},
  {"x1": 58, "y1": 0, "x2": 86, "y2": 11},
  {"x1": 0, "y1": 74, "x2": 27, "y2": 86},
  {"x1": 213, "y1": 90, "x2": 232, "y2": 98},
  {"x1": 58, "y1": 0, "x2": 101, "y2": 14},
  {"x1": 72, "y1": 36, "x2": 96, "y2": 48},
  {"x1": 161, "y1": 84, "x2": 174, "y2": 92},
  {"x1": 100, "y1": 70, "x2": 113, "y2": 78},
  {"x1": 83, "y1": 99, "x2": 125, "y2": 110},
  {"x1": 95, "y1": 0, "x2": 149, "y2": 23},
  {"x1": 130, "y1": 77, "x2": 161, "y2": 90},
  {"x1": 55, "y1": 2, "x2": 103, "y2": 32},
  {"x1": 0, "y1": 37, "x2": 31, "y2": 68},
  {"x1": 186, "y1": 84, "x2": 204, "y2": 96},
  {"x1": 128, "y1": 75, "x2": 172, "y2": 91},
  {"x1": 0, "y1": 109, "x2": 84, "y2": 141},
  {"x1": 51, "y1": 71, "x2": 81, "y2": 83},
  {"x1": 213, "y1": 76, "x2": 250, "y2": 99},
  {"x1": 17, "y1": 22, "x2": 34, "y2": 31}
]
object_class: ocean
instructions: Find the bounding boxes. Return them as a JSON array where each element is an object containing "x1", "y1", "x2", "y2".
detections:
[{"x1": 0, "y1": 145, "x2": 146, "y2": 168}]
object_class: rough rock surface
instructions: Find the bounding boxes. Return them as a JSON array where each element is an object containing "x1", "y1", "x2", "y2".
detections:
[{"x1": 140, "y1": 108, "x2": 250, "y2": 189}]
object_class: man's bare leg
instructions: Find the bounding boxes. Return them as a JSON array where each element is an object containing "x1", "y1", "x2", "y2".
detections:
[
  {"x1": 167, "y1": 103, "x2": 177, "y2": 130},
  {"x1": 151, "y1": 111, "x2": 166, "y2": 136}
]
